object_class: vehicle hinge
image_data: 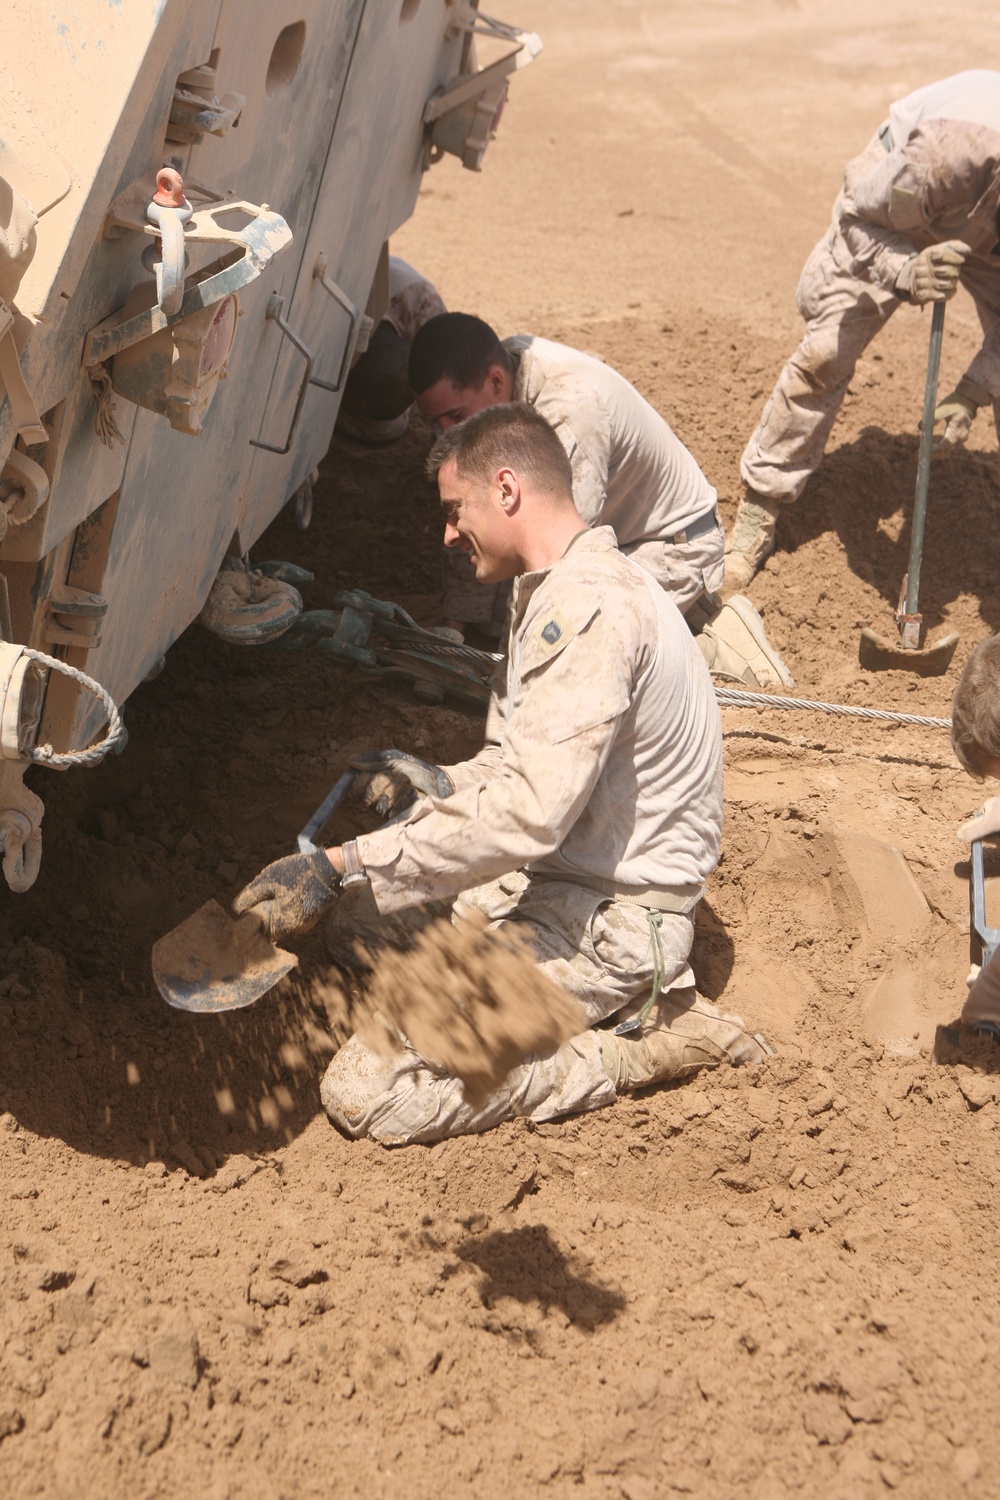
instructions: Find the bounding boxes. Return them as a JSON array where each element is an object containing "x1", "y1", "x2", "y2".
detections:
[
  {"x1": 42, "y1": 584, "x2": 108, "y2": 650},
  {"x1": 166, "y1": 64, "x2": 245, "y2": 146}
]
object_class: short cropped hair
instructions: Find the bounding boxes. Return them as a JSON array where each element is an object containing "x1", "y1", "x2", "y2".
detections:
[
  {"x1": 427, "y1": 402, "x2": 573, "y2": 500},
  {"x1": 409, "y1": 312, "x2": 512, "y2": 395},
  {"x1": 951, "y1": 634, "x2": 1000, "y2": 776}
]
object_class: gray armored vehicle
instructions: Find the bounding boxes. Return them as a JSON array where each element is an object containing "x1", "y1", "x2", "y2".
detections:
[{"x1": 0, "y1": 0, "x2": 538, "y2": 893}]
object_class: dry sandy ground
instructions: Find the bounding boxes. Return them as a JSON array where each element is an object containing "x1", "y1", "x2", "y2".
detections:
[{"x1": 5, "y1": 3, "x2": 1000, "y2": 1496}]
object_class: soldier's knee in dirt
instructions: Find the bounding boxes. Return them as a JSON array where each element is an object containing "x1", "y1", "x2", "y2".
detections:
[{"x1": 320, "y1": 1034, "x2": 405, "y2": 1140}]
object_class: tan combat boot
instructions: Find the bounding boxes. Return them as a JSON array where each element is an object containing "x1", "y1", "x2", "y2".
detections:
[
  {"x1": 600, "y1": 989, "x2": 772, "y2": 1091},
  {"x1": 697, "y1": 593, "x2": 793, "y2": 691},
  {"x1": 722, "y1": 491, "x2": 781, "y2": 594}
]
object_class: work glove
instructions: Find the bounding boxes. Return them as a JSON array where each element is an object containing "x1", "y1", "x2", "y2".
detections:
[
  {"x1": 958, "y1": 796, "x2": 1000, "y2": 843},
  {"x1": 894, "y1": 240, "x2": 970, "y2": 304},
  {"x1": 933, "y1": 388, "x2": 977, "y2": 451},
  {"x1": 350, "y1": 749, "x2": 454, "y2": 820},
  {"x1": 233, "y1": 850, "x2": 340, "y2": 942}
]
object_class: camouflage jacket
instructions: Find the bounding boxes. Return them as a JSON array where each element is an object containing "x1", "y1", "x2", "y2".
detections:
[{"x1": 357, "y1": 528, "x2": 723, "y2": 913}]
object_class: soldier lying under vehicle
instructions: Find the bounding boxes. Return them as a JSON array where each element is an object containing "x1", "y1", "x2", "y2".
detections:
[
  {"x1": 234, "y1": 403, "x2": 770, "y2": 1146},
  {"x1": 407, "y1": 311, "x2": 793, "y2": 693},
  {"x1": 334, "y1": 256, "x2": 446, "y2": 446}
]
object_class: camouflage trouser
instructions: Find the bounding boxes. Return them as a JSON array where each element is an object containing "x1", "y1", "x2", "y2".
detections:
[
  {"x1": 441, "y1": 518, "x2": 725, "y2": 635},
  {"x1": 741, "y1": 141, "x2": 1000, "y2": 505},
  {"x1": 320, "y1": 870, "x2": 696, "y2": 1146}
]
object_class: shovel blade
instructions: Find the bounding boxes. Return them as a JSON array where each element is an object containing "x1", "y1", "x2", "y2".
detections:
[
  {"x1": 858, "y1": 626, "x2": 959, "y2": 677},
  {"x1": 152, "y1": 899, "x2": 297, "y2": 1013}
]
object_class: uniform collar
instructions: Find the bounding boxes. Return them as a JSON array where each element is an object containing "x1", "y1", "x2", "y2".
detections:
[{"x1": 510, "y1": 526, "x2": 617, "y2": 619}]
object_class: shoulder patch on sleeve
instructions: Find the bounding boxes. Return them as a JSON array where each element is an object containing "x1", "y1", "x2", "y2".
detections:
[{"x1": 519, "y1": 599, "x2": 601, "y2": 677}]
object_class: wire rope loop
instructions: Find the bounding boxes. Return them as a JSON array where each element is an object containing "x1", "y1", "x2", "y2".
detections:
[{"x1": 21, "y1": 648, "x2": 125, "y2": 769}]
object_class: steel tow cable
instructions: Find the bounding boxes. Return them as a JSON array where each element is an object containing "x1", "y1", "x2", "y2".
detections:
[{"x1": 714, "y1": 685, "x2": 951, "y2": 730}]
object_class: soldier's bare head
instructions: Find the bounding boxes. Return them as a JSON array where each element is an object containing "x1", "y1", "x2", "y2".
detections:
[
  {"x1": 409, "y1": 313, "x2": 514, "y2": 431},
  {"x1": 952, "y1": 634, "x2": 1000, "y2": 779},
  {"x1": 428, "y1": 404, "x2": 581, "y2": 583}
]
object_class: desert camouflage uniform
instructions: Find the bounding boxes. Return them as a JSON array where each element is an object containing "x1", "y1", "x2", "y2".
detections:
[
  {"x1": 336, "y1": 257, "x2": 446, "y2": 444},
  {"x1": 443, "y1": 334, "x2": 724, "y2": 625},
  {"x1": 743, "y1": 71, "x2": 1000, "y2": 504},
  {"x1": 322, "y1": 527, "x2": 724, "y2": 1144},
  {"x1": 382, "y1": 256, "x2": 447, "y2": 343}
]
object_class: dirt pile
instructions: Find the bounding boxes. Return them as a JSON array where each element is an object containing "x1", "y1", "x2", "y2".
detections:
[{"x1": 360, "y1": 912, "x2": 585, "y2": 1103}]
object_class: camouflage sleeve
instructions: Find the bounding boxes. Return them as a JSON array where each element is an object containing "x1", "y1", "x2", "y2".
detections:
[
  {"x1": 838, "y1": 137, "x2": 922, "y2": 292},
  {"x1": 356, "y1": 601, "x2": 635, "y2": 912},
  {"x1": 384, "y1": 279, "x2": 447, "y2": 342},
  {"x1": 439, "y1": 661, "x2": 508, "y2": 791},
  {"x1": 842, "y1": 122, "x2": 999, "y2": 292}
]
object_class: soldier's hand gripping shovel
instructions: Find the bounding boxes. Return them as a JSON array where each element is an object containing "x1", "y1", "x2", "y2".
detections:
[
  {"x1": 152, "y1": 773, "x2": 355, "y2": 1012},
  {"x1": 859, "y1": 299, "x2": 960, "y2": 675}
]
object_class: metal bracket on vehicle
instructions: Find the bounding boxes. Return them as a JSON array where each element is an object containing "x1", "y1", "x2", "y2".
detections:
[
  {"x1": 0, "y1": 759, "x2": 44, "y2": 893},
  {"x1": 41, "y1": 584, "x2": 108, "y2": 650},
  {"x1": 1, "y1": 450, "x2": 49, "y2": 542},
  {"x1": 425, "y1": 9, "x2": 542, "y2": 171},
  {"x1": 86, "y1": 198, "x2": 292, "y2": 367},
  {"x1": 250, "y1": 295, "x2": 314, "y2": 454},
  {"x1": 309, "y1": 255, "x2": 360, "y2": 394},
  {"x1": 166, "y1": 63, "x2": 246, "y2": 146}
]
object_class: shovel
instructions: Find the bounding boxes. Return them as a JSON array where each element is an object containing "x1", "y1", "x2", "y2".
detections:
[
  {"x1": 152, "y1": 772, "x2": 355, "y2": 1013},
  {"x1": 859, "y1": 299, "x2": 960, "y2": 676},
  {"x1": 151, "y1": 901, "x2": 297, "y2": 1013}
]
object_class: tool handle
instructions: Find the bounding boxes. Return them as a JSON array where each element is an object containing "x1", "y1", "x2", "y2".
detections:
[
  {"x1": 905, "y1": 300, "x2": 946, "y2": 619},
  {"x1": 297, "y1": 771, "x2": 355, "y2": 854}
]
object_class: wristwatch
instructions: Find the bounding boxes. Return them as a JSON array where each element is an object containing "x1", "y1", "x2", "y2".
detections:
[{"x1": 340, "y1": 839, "x2": 368, "y2": 890}]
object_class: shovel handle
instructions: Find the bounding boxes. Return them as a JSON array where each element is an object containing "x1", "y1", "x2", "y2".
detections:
[
  {"x1": 297, "y1": 771, "x2": 355, "y2": 854},
  {"x1": 904, "y1": 300, "x2": 946, "y2": 621}
]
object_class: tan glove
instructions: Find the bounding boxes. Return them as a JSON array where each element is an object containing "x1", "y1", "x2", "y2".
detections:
[
  {"x1": 933, "y1": 388, "x2": 977, "y2": 451},
  {"x1": 958, "y1": 795, "x2": 1000, "y2": 842},
  {"x1": 894, "y1": 240, "x2": 970, "y2": 304}
]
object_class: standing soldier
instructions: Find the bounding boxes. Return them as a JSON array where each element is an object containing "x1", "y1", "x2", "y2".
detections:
[{"x1": 729, "y1": 70, "x2": 1000, "y2": 590}]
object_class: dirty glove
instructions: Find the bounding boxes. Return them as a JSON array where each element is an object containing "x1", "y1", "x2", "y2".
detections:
[
  {"x1": 894, "y1": 240, "x2": 970, "y2": 304},
  {"x1": 350, "y1": 749, "x2": 454, "y2": 820},
  {"x1": 958, "y1": 796, "x2": 1000, "y2": 843},
  {"x1": 933, "y1": 389, "x2": 977, "y2": 451},
  {"x1": 233, "y1": 851, "x2": 340, "y2": 942},
  {"x1": 931, "y1": 375, "x2": 989, "y2": 453}
]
